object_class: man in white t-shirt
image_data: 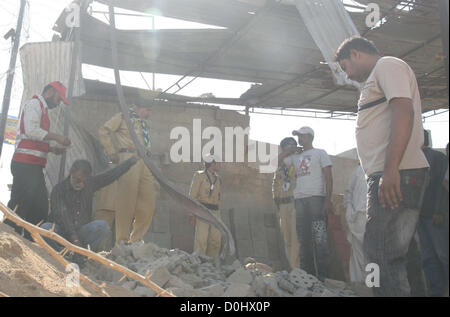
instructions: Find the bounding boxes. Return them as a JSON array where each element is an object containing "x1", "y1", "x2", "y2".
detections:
[
  {"x1": 335, "y1": 36, "x2": 430, "y2": 296},
  {"x1": 283, "y1": 126, "x2": 334, "y2": 279}
]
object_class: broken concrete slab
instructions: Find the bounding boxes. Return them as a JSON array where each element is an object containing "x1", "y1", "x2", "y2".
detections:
[
  {"x1": 278, "y1": 278, "x2": 296, "y2": 294},
  {"x1": 223, "y1": 283, "x2": 253, "y2": 297},
  {"x1": 131, "y1": 242, "x2": 158, "y2": 260},
  {"x1": 149, "y1": 266, "x2": 173, "y2": 287},
  {"x1": 179, "y1": 273, "x2": 204, "y2": 288},
  {"x1": 293, "y1": 288, "x2": 312, "y2": 297},
  {"x1": 200, "y1": 284, "x2": 225, "y2": 297},
  {"x1": 226, "y1": 268, "x2": 253, "y2": 284},
  {"x1": 166, "y1": 276, "x2": 194, "y2": 290}
]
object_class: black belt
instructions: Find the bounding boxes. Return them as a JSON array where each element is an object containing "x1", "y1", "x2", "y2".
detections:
[
  {"x1": 275, "y1": 197, "x2": 294, "y2": 205},
  {"x1": 118, "y1": 148, "x2": 137, "y2": 153},
  {"x1": 358, "y1": 97, "x2": 387, "y2": 112},
  {"x1": 201, "y1": 203, "x2": 219, "y2": 210}
]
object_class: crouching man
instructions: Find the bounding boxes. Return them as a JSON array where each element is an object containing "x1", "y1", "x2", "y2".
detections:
[{"x1": 41, "y1": 157, "x2": 137, "y2": 252}]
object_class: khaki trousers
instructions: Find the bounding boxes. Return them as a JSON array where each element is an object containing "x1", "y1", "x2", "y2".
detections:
[
  {"x1": 114, "y1": 156, "x2": 156, "y2": 244},
  {"x1": 279, "y1": 202, "x2": 300, "y2": 268},
  {"x1": 194, "y1": 209, "x2": 221, "y2": 258}
]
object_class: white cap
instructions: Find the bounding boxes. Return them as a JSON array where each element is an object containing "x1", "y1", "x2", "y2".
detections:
[
  {"x1": 292, "y1": 126, "x2": 314, "y2": 137},
  {"x1": 204, "y1": 154, "x2": 221, "y2": 163}
]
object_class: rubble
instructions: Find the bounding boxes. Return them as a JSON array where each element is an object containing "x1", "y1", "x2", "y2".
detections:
[{"x1": 81, "y1": 241, "x2": 357, "y2": 297}]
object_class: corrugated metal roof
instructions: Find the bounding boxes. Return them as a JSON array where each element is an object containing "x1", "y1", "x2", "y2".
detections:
[{"x1": 52, "y1": 0, "x2": 447, "y2": 113}]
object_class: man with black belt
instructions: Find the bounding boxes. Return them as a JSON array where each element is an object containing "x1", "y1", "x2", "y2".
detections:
[
  {"x1": 6, "y1": 82, "x2": 71, "y2": 240},
  {"x1": 335, "y1": 37, "x2": 430, "y2": 296},
  {"x1": 96, "y1": 103, "x2": 156, "y2": 244},
  {"x1": 189, "y1": 155, "x2": 222, "y2": 258}
]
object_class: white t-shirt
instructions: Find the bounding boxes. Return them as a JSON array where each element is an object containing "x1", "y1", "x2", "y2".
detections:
[
  {"x1": 356, "y1": 56, "x2": 429, "y2": 176},
  {"x1": 284, "y1": 148, "x2": 332, "y2": 199}
]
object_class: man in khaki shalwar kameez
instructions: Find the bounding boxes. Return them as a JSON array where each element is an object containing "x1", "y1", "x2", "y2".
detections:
[
  {"x1": 273, "y1": 137, "x2": 300, "y2": 269},
  {"x1": 189, "y1": 155, "x2": 222, "y2": 258},
  {"x1": 96, "y1": 104, "x2": 156, "y2": 244}
]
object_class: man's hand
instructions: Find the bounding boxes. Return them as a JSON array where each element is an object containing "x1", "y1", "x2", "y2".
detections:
[
  {"x1": 50, "y1": 147, "x2": 66, "y2": 155},
  {"x1": 432, "y1": 214, "x2": 444, "y2": 226},
  {"x1": 379, "y1": 167, "x2": 402, "y2": 210},
  {"x1": 322, "y1": 198, "x2": 335, "y2": 215},
  {"x1": 70, "y1": 234, "x2": 81, "y2": 246},
  {"x1": 56, "y1": 135, "x2": 71, "y2": 146},
  {"x1": 189, "y1": 214, "x2": 196, "y2": 226},
  {"x1": 109, "y1": 153, "x2": 120, "y2": 164}
]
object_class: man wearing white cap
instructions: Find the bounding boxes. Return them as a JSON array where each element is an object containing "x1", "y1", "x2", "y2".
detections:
[{"x1": 283, "y1": 126, "x2": 334, "y2": 279}]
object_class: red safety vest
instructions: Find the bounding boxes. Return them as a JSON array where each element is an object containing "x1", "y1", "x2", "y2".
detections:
[{"x1": 12, "y1": 95, "x2": 50, "y2": 166}]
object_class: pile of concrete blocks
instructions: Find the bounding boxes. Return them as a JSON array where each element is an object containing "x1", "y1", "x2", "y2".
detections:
[{"x1": 81, "y1": 242, "x2": 356, "y2": 297}]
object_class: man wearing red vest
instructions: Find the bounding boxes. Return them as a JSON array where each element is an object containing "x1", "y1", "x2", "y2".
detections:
[{"x1": 6, "y1": 81, "x2": 71, "y2": 240}]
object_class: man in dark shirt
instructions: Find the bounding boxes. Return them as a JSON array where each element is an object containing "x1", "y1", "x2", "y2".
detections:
[
  {"x1": 40, "y1": 156, "x2": 137, "y2": 252},
  {"x1": 418, "y1": 130, "x2": 449, "y2": 296}
]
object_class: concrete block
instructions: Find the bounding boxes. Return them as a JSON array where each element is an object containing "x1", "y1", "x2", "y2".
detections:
[
  {"x1": 264, "y1": 213, "x2": 277, "y2": 228},
  {"x1": 251, "y1": 240, "x2": 269, "y2": 259},
  {"x1": 134, "y1": 286, "x2": 157, "y2": 297},
  {"x1": 278, "y1": 278, "x2": 296, "y2": 294},
  {"x1": 166, "y1": 276, "x2": 194, "y2": 290},
  {"x1": 231, "y1": 259, "x2": 242, "y2": 270},
  {"x1": 226, "y1": 268, "x2": 253, "y2": 284},
  {"x1": 179, "y1": 273, "x2": 204, "y2": 288},
  {"x1": 324, "y1": 278, "x2": 347, "y2": 290},
  {"x1": 146, "y1": 232, "x2": 172, "y2": 249},
  {"x1": 261, "y1": 274, "x2": 284, "y2": 297},
  {"x1": 200, "y1": 284, "x2": 225, "y2": 297},
  {"x1": 111, "y1": 243, "x2": 131, "y2": 259},
  {"x1": 131, "y1": 242, "x2": 157, "y2": 260},
  {"x1": 235, "y1": 223, "x2": 252, "y2": 241},
  {"x1": 293, "y1": 288, "x2": 312, "y2": 297},
  {"x1": 320, "y1": 289, "x2": 338, "y2": 297},
  {"x1": 236, "y1": 239, "x2": 254, "y2": 259},
  {"x1": 223, "y1": 283, "x2": 252, "y2": 297},
  {"x1": 149, "y1": 266, "x2": 173, "y2": 288},
  {"x1": 168, "y1": 287, "x2": 208, "y2": 297},
  {"x1": 289, "y1": 269, "x2": 318, "y2": 290},
  {"x1": 150, "y1": 208, "x2": 170, "y2": 233}
]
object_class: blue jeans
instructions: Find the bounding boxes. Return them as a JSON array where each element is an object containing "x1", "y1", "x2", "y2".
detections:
[
  {"x1": 40, "y1": 220, "x2": 112, "y2": 252},
  {"x1": 364, "y1": 168, "x2": 428, "y2": 297},
  {"x1": 418, "y1": 215, "x2": 449, "y2": 296},
  {"x1": 295, "y1": 196, "x2": 330, "y2": 278}
]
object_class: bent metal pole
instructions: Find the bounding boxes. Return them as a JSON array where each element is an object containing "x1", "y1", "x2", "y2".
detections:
[{"x1": 107, "y1": 5, "x2": 235, "y2": 260}]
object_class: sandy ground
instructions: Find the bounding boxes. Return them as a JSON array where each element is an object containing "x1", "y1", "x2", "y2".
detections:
[{"x1": 0, "y1": 222, "x2": 135, "y2": 297}]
